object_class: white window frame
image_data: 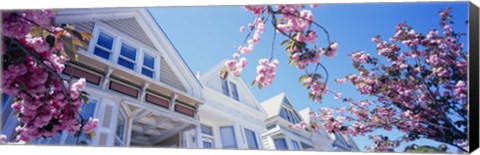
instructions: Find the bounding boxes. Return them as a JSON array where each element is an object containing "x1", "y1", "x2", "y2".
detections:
[
  {"x1": 290, "y1": 140, "x2": 301, "y2": 150},
  {"x1": 219, "y1": 126, "x2": 237, "y2": 149},
  {"x1": 114, "y1": 109, "x2": 128, "y2": 146},
  {"x1": 93, "y1": 30, "x2": 117, "y2": 61},
  {"x1": 88, "y1": 23, "x2": 161, "y2": 81},
  {"x1": 200, "y1": 124, "x2": 215, "y2": 148},
  {"x1": 117, "y1": 41, "x2": 139, "y2": 71},
  {"x1": 243, "y1": 128, "x2": 260, "y2": 149}
]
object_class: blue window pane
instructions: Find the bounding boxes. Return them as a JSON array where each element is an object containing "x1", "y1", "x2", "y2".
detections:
[
  {"x1": 220, "y1": 126, "x2": 237, "y2": 149},
  {"x1": 229, "y1": 82, "x2": 239, "y2": 101},
  {"x1": 97, "y1": 32, "x2": 114, "y2": 49},
  {"x1": 94, "y1": 47, "x2": 111, "y2": 60},
  {"x1": 291, "y1": 140, "x2": 301, "y2": 150},
  {"x1": 143, "y1": 54, "x2": 154, "y2": 69},
  {"x1": 201, "y1": 125, "x2": 213, "y2": 136},
  {"x1": 274, "y1": 138, "x2": 288, "y2": 150},
  {"x1": 203, "y1": 141, "x2": 213, "y2": 148},
  {"x1": 220, "y1": 78, "x2": 230, "y2": 97},
  {"x1": 245, "y1": 129, "x2": 259, "y2": 149},
  {"x1": 118, "y1": 58, "x2": 135, "y2": 70},
  {"x1": 120, "y1": 44, "x2": 136, "y2": 60},
  {"x1": 142, "y1": 68, "x2": 154, "y2": 78}
]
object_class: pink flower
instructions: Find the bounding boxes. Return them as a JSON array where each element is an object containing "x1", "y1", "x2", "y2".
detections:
[
  {"x1": 82, "y1": 118, "x2": 99, "y2": 134},
  {"x1": 240, "y1": 26, "x2": 245, "y2": 32},
  {"x1": 0, "y1": 134, "x2": 7, "y2": 144},
  {"x1": 325, "y1": 42, "x2": 338, "y2": 58}
]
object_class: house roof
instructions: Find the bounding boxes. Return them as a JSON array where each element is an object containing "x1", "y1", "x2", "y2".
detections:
[
  {"x1": 200, "y1": 60, "x2": 267, "y2": 115},
  {"x1": 55, "y1": 8, "x2": 204, "y2": 102},
  {"x1": 261, "y1": 93, "x2": 303, "y2": 119}
]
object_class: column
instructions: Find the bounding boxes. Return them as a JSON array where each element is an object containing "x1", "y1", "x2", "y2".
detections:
[{"x1": 195, "y1": 125, "x2": 202, "y2": 148}]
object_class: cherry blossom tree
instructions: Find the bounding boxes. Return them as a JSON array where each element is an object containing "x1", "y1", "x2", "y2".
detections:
[
  {"x1": 299, "y1": 8, "x2": 468, "y2": 152},
  {"x1": 220, "y1": 4, "x2": 338, "y2": 103},
  {"x1": 1, "y1": 10, "x2": 98, "y2": 144}
]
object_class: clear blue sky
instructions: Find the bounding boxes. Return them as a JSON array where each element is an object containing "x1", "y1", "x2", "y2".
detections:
[{"x1": 148, "y1": 2, "x2": 469, "y2": 152}]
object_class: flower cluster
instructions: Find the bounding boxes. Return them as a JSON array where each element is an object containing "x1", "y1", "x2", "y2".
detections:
[
  {"x1": 2, "y1": 10, "x2": 96, "y2": 142},
  {"x1": 254, "y1": 59, "x2": 279, "y2": 87}
]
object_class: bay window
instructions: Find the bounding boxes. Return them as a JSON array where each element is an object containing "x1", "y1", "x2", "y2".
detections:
[
  {"x1": 274, "y1": 138, "x2": 288, "y2": 150},
  {"x1": 244, "y1": 128, "x2": 259, "y2": 149},
  {"x1": 220, "y1": 126, "x2": 237, "y2": 149}
]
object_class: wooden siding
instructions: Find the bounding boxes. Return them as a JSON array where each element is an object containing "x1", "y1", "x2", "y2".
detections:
[
  {"x1": 102, "y1": 18, "x2": 156, "y2": 49},
  {"x1": 160, "y1": 56, "x2": 187, "y2": 92}
]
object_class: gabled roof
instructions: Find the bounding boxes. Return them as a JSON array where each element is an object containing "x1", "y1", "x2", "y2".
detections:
[
  {"x1": 298, "y1": 107, "x2": 312, "y2": 123},
  {"x1": 200, "y1": 60, "x2": 267, "y2": 115},
  {"x1": 261, "y1": 93, "x2": 302, "y2": 120},
  {"x1": 55, "y1": 8, "x2": 204, "y2": 101}
]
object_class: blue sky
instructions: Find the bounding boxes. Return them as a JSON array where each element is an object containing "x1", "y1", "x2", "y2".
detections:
[{"x1": 148, "y1": 2, "x2": 469, "y2": 152}]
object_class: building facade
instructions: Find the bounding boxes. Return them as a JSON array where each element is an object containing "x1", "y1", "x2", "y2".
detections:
[
  {"x1": 1, "y1": 8, "x2": 359, "y2": 151},
  {"x1": 3, "y1": 8, "x2": 205, "y2": 148},
  {"x1": 260, "y1": 93, "x2": 360, "y2": 152},
  {"x1": 260, "y1": 93, "x2": 315, "y2": 151},
  {"x1": 193, "y1": 61, "x2": 268, "y2": 150}
]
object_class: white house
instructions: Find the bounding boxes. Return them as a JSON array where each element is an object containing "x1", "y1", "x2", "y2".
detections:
[
  {"x1": 194, "y1": 60, "x2": 268, "y2": 150},
  {"x1": 2, "y1": 8, "x2": 205, "y2": 148},
  {"x1": 260, "y1": 93, "x2": 360, "y2": 152},
  {"x1": 298, "y1": 107, "x2": 360, "y2": 152},
  {"x1": 260, "y1": 93, "x2": 315, "y2": 151}
]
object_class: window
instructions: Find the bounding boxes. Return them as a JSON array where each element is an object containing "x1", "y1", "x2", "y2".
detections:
[
  {"x1": 220, "y1": 78, "x2": 230, "y2": 96},
  {"x1": 244, "y1": 129, "x2": 259, "y2": 149},
  {"x1": 291, "y1": 140, "x2": 301, "y2": 150},
  {"x1": 142, "y1": 53, "x2": 155, "y2": 78},
  {"x1": 229, "y1": 82, "x2": 239, "y2": 101},
  {"x1": 274, "y1": 138, "x2": 288, "y2": 150},
  {"x1": 220, "y1": 126, "x2": 237, "y2": 149},
  {"x1": 115, "y1": 110, "x2": 127, "y2": 146},
  {"x1": 266, "y1": 124, "x2": 277, "y2": 130},
  {"x1": 94, "y1": 32, "x2": 115, "y2": 60},
  {"x1": 220, "y1": 78, "x2": 241, "y2": 101},
  {"x1": 201, "y1": 124, "x2": 213, "y2": 136},
  {"x1": 92, "y1": 28, "x2": 159, "y2": 80},
  {"x1": 203, "y1": 141, "x2": 213, "y2": 148},
  {"x1": 201, "y1": 124, "x2": 215, "y2": 149},
  {"x1": 280, "y1": 107, "x2": 301, "y2": 124},
  {"x1": 118, "y1": 43, "x2": 137, "y2": 70}
]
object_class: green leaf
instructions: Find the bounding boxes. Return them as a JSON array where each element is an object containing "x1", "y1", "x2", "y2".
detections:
[
  {"x1": 251, "y1": 80, "x2": 256, "y2": 86},
  {"x1": 258, "y1": 83, "x2": 263, "y2": 89},
  {"x1": 59, "y1": 34, "x2": 78, "y2": 60},
  {"x1": 30, "y1": 26, "x2": 43, "y2": 37},
  {"x1": 298, "y1": 75, "x2": 309, "y2": 83},
  {"x1": 73, "y1": 39, "x2": 89, "y2": 49},
  {"x1": 280, "y1": 40, "x2": 290, "y2": 46}
]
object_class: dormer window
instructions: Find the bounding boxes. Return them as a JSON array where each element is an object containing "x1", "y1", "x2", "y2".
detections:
[
  {"x1": 90, "y1": 26, "x2": 159, "y2": 80},
  {"x1": 118, "y1": 43, "x2": 137, "y2": 70},
  {"x1": 142, "y1": 53, "x2": 155, "y2": 78},
  {"x1": 229, "y1": 82, "x2": 239, "y2": 101},
  {"x1": 280, "y1": 107, "x2": 301, "y2": 124},
  {"x1": 220, "y1": 78, "x2": 239, "y2": 101},
  {"x1": 94, "y1": 32, "x2": 114, "y2": 60}
]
